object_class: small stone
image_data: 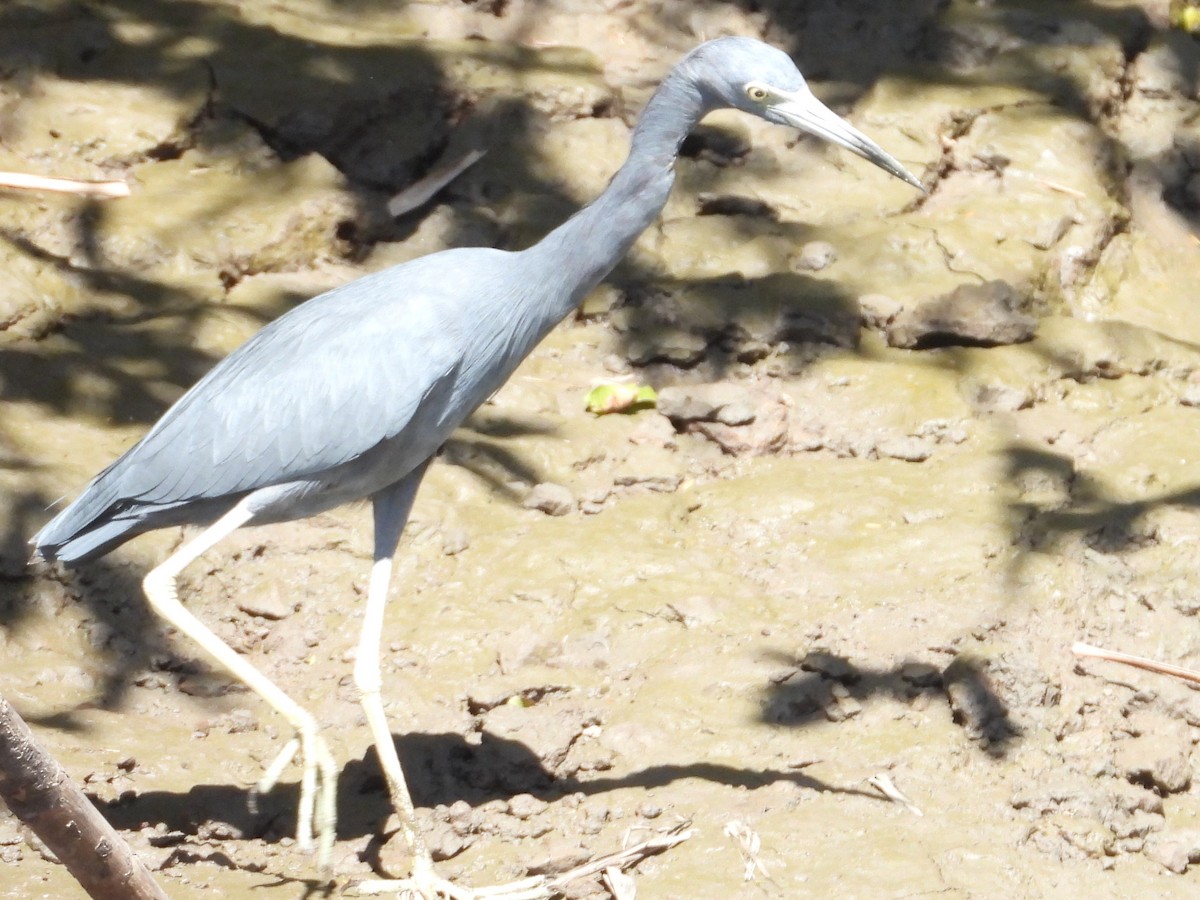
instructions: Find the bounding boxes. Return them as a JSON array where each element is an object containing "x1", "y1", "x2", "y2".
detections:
[
  {"x1": 876, "y1": 436, "x2": 933, "y2": 463},
  {"x1": 507, "y1": 794, "x2": 546, "y2": 820},
  {"x1": 627, "y1": 330, "x2": 708, "y2": 367},
  {"x1": 196, "y1": 820, "x2": 243, "y2": 841},
  {"x1": 1028, "y1": 214, "x2": 1075, "y2": 251},
  {"x1": 178, "y1": 674, "x2": 237, "y2": 698},
  {"x1": 612, "y1": 472, "x2": 681, "y2": 493},
  {"x1": 224, "y1": 708, "x2": 258, "y2": 734},
  {"x1": 1144, "y1": 833, "x2": 1199, "y2": 874},
  {"x1": 235, "y1": 586, "x2": 293, "y2": 620},
  {"x1": 446, "y1": 800, "x2": 473, "y2": 824},
  {"x1": 1132, "y1": 36, "x2": 1192, "y2": 97},
  {"x1": 441, "y1": 526, "x2": 470, "y2": 555},
  {"x1": 523, "y1": 483, "x2": 574, "y2": 516},
  {"x1": 800, "y1": 650, "x2": 859, "y2": 684},
  {"x1": 971, "y1": 382, "x2": 1031, "y2": 413},
  {"x1": 1116, "y1": 734, "x2": 1192, "y2": 794},
  {"x1": 424, "y1": 821, "x2": 472, "y2": 862},
  {"x1": 828, "y1": 681, "x2": 862, "y2": 719},
  {"x1": 794, "y1": 240, "x2": 837, "y2": 271},
  {"x1": 1180, "y1": 381, "x2": 1200, "y2": 407},
  {"x1": 859, "y1": 293, "x2": 903, "y2": 328},
  {"x1": 528, "y1": 840, "x2": 592, "y2": 876},
  {"x1": 579, "y1": 284, "x2": 623, "y2": 318},
  {"x1": 1147, "y1": 842, "x2": 1189, "y2": 873},
  {"x1": 612, "y1": 444, "x2": 683, "y2": 492},
  {"x1": 657, "y1": 383, "x2": 757, "y2": 426}
]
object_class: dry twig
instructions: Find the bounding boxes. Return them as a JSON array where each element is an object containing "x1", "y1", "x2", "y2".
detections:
[
  {"x1": 354, "y1": 823, "x2": 693, "y2": 898},
  {"x1": 866, "y1": 772, "x2": 924, "y2": 817},
  {"x1": 1071, "y1": 641, "x2": 1200, "y2": 686},
  {"x1": 0, "y1": 171, "x2": 130, "y2": 198},
  {"x1": 723, "y1": 820, "x2": 769, "y2": 881},
  {"x1": 545, "y1": 824, "x2": 694, "y2": 893},
  {"x1": 601, "y1": 866, "x2": 637, "y2": 900},
  {"x1": 387, "y1": 148, "x2": 486, "y2": 217}
]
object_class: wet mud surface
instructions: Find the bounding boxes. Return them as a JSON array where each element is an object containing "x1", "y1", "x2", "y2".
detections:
[{"x1": 6, "y1": 0, "x2": 1200, "y2": 896}]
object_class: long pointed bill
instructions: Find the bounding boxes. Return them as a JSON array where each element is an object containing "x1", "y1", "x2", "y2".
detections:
[{"x1": 772, "y1": 89, "x2": 924, "y2": 191}]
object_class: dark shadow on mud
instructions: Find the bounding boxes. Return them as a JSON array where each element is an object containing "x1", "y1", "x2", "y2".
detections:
[
  {"x1": 99, "y1": 727, "x2": 879, "y2": 847},
  {"x1": 610, "y1": 270, "x2": 858, "y2": 385},
  {"x1": 1002, "y1": 441, "x2": 1200, "y2": 565},
  {"x1": 5, "y1": 558, "x2": 176, "y2": 718},
  {"x1": 757, "y1": 648, "x2": 1019, "y2": 759}
]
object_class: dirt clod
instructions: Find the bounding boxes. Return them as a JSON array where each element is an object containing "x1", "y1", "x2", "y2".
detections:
[{"x1": 886, "y1": 281, "x2": 1038, "y2": 349}]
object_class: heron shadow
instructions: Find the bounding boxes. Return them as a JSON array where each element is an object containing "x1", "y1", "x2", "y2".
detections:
[
  {"x1": 98, "y1": 726, "x2": 879, "y2": 847},
  {"x1": 91, "y1": 644, "x2": 1016, "y2": 845}
]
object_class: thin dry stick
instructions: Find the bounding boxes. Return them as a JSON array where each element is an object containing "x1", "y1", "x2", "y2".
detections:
[
  {"x1": 601, "y1": 866, "x2": 637, "y2": 900},
  {"x1": 386, "y1": 148, "x2": 485, "y2": 217},
  {"x1": 1005, "y1": 169, "x2": 1089, "y2": 199},
  {"x1": 354, "y1": 825, "x2": 694, "y2": 897},
  {"x1": 0, "y1": 694, "x2": 167, "y2": 900},
  {"x1": 545, "y1": 826, "x2": 694, "y2": 892},
  {"x1": 1071, "y1": 642, "x2": 1200, "y2": 686},
  {"x1": 0, "y1": 171, "x2": 130, "y2": 198},
  {"x1": 866, "y1": 773, "x2": 923, "y2": 817}
]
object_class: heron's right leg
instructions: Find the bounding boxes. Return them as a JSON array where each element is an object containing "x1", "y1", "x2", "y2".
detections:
[{"x1": 141, "y1": 497, "x2": 338, "y2": 864}]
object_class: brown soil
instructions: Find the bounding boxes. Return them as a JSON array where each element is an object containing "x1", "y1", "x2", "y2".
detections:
[{"x1": 6, "y1": 1, "x2": 1200, "y2": 897}]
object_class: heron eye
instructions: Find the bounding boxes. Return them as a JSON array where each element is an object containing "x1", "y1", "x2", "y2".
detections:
[{"x1": 746, "y1": 84, "x2": 770, "y2": 102}]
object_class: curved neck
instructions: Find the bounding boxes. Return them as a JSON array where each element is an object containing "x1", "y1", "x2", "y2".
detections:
[{"x1": 520, "y1": 64, "x2": 709, "y2": 320}]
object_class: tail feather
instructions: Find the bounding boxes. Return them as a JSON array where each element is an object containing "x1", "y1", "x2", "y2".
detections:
[
  {"x1": 34, "y1": 476, "x2": 238, "y2": 564},
  {"x1": 34, "y1": 517, "x2": 144, "y2": 565},
  {"x1": 33, "y1": 472, "x2": 131, "y2": 564}
]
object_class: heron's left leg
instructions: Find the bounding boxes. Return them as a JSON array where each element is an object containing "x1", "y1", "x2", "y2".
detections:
[
  {"x1": 353, "y1": 466, "x2": 549, "y2": 900},
  {"x1": 142, "y1": 497, "x2": 338, "y2": 863}
]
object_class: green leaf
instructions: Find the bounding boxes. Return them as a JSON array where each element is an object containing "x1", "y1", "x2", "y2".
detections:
[{"x1": 585, "y1": 383, "x2": 658, "y2": 415}]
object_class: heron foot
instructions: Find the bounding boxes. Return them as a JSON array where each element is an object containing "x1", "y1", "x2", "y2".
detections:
[{"x1": 250, "y1": 726, "x2": 339, "y2": 867}]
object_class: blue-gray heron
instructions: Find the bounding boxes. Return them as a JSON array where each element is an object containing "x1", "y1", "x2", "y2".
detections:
[{"x1": 34, "y1": 36, "x2": 921, "y2": 898}]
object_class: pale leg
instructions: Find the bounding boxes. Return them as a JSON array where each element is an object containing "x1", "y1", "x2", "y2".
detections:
[
  {"x1": 352, "y1": 467, "x2": 549, "y2": 900},
  {"x1": 142, "y1": 497, "x2": 338, "y2": 864},
  {"x1": 354, "y1": 466, "x2": 433, "y2": 873}
]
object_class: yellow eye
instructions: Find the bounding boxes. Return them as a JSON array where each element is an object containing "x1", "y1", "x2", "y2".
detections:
[{"x1": 746, "y1": 84, "x2": 770, "y2": 102}]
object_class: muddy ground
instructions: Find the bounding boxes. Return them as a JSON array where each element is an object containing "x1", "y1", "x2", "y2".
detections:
[{"x1": 6, "y1": 0, "x2": 1200, "y2": 897}]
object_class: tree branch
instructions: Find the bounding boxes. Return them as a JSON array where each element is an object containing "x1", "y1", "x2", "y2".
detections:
[{"x1": 0, "y1": 694, "x2": 167, "y2": 900}]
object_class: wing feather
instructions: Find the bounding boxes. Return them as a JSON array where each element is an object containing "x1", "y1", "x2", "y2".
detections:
[
  {"x1": 109, "y1": 260, "x2": 470, "y2": 505},
  {"x1": 34, "y1": 247, "x2": 516, "y2": 560}
]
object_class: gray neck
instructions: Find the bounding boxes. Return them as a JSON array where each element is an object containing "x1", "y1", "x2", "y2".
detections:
[{"x1": 520, "y1": 63, "x2": 709, "y2": 322}]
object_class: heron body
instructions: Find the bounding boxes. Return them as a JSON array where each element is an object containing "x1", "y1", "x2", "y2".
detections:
[{"x1": 34, "y1": 36, "x2": 921, "y2": 898}]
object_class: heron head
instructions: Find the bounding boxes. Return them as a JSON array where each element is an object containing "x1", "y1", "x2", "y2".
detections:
[{"x1": 687, "y1": 37, "x2": 924, "y2": 191}]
